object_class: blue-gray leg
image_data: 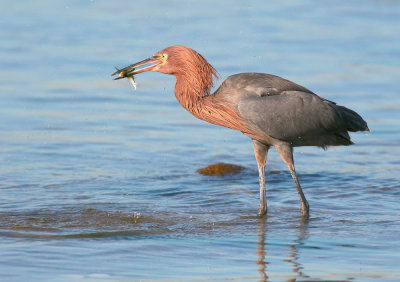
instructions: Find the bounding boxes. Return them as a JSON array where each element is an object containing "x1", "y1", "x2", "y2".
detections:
[
  {"x1": 252, "y1": 140, "x2": 270, "y2": 217},
  {"x1": 275, "y1": 143, "x2": 310, "y2": 216}
]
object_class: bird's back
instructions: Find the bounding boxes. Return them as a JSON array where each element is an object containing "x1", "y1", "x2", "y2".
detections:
[
  {"x1": 214, "y1": 73, "x2": 335, "y2": 103},
  {"x1": 213, "y1": 73, "x2": 368, "y2": 148}
]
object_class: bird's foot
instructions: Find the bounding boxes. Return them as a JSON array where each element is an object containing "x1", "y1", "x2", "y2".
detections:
[
  {"x1": 300, "y1": 201, "x2": 310, "y2": 217},
  {"x1": 258, "y1": 205, "x2": 268, "y2": 217}
]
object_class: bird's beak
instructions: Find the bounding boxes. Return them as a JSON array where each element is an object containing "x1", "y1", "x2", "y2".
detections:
[{"x1": 112, "y1": 56, "x2": 162, "y2": 78}]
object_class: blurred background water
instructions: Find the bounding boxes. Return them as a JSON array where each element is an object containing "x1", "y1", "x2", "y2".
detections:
[{"x1": 1, "y1": 0, "x2": 400, "y2": 281}]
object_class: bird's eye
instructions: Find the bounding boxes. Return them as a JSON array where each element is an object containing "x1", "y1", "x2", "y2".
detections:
[{"x1": 161, "y1": 54, "x2": 168, "y2": 61}]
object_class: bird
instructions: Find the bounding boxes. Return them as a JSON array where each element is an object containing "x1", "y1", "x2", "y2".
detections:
[{"x1": 112, "y1": 45, "x2": 369, "y2": 217}]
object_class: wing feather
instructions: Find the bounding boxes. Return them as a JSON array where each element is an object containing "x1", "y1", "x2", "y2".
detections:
[{"x1": 237, "y1": 91, "x2": 344, "y2": 141}]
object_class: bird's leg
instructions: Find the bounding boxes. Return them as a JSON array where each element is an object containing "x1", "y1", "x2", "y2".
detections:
[
  {"x1": 275, "y1": 143, "x2": 310, "y2": 217},
  {"x1": 290, "y1": 169, "x2": 309, "y2": 217},
  {"x1": 252, "y1": 140, "x2": 270, "y2": 217}
]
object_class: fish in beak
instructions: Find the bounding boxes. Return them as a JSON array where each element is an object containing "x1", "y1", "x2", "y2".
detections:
[
  {"x1": 112, "y1": 56, "x2": 162, "y2": 78},
  {"x1": 112, "y1": 56, "x2": 163, "y2": 90}
]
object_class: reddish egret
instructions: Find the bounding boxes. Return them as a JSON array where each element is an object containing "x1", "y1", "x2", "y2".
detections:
[{"x1": 112, "y1": 45, "x2": 369, "y2": 217}]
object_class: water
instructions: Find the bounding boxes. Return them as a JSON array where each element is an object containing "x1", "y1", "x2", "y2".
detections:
[{"x1": 1, "y1": 0, "x2": 400, "y2": 281}]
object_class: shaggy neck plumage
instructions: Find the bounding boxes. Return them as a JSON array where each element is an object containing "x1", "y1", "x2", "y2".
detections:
[
  {"x1": 173, "y1": 53, "x2": 218, "y2": 115},
  {"x1": 170, "y1": 48, "x2": 257, "y2": 138},
  {"x1": 175, "y1": 76, "x2": 209, "y2": 115}
]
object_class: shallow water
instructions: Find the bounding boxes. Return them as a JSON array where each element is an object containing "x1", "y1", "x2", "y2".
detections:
[{"x1": 1, "y1": 0, "x2": 400, "y2": 281}]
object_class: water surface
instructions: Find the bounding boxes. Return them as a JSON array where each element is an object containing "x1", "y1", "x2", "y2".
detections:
[{"x1": 1, "y1": 0, "x2": 400, "y2": 281}]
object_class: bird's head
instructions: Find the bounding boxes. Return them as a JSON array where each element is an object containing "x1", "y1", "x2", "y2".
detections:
[{"x1": 113, "y1": 45, "x2": 218, "y2": 97}]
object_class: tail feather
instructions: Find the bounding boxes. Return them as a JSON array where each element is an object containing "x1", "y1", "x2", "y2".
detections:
[{"x1": 337, "y1": 105, "x2": 369, "y2": 132}]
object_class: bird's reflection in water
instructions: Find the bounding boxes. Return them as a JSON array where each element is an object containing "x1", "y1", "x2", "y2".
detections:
[
  {"x1": 255, "y1": 217, "x2": 269, "y2": 281},
  {"x1": 284, "y1": 216, "x2": 310, "y2": 280},
  {"x1": 255, "y1": 216, "x2": 310, "y2": 281}
]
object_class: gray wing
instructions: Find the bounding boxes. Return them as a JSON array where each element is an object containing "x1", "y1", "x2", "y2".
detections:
[{"x1": 237, "y1": 90, "x2": 345, "y2": 141}]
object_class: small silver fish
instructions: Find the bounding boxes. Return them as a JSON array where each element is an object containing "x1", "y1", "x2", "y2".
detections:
[
  {"x1": 113, "y1": 67, "x2": 137, "y2": 91},
  {"x1": 127, "y1": 76, "x2": 136, "y2": 90}
]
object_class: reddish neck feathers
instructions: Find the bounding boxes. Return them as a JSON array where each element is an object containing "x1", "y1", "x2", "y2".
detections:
[
  {"x1": 173, "y1": 53, "x2": 252, "y2": 135},
  {"x1": 173, "y1": 49, "x2": 218, "y2": 109}
]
